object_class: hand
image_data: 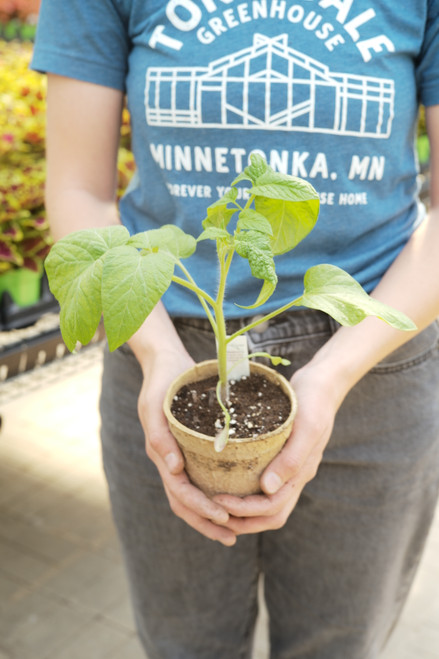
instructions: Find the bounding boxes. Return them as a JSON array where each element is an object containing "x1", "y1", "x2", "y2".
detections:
[
  {"x1": 136, "y1": 344, "x2": 236, "y2": 547},
  {"x1": 213, "y1": 364, "x2": 344, "y2": 535}
]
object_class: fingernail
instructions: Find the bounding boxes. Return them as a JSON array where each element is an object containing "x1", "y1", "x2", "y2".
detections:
[
  {"x1": 222, "y1": 536, "x2": 237, "y2": 547},
  {"x1": 165, "y1": 452, "x2": 179, "y2": 472},
  {"x1": 213, "y1": 510, "x2": 229, "y2": 524},
  {"x1": 264, "y1": 472, "x2": 282, "y2": 494}
]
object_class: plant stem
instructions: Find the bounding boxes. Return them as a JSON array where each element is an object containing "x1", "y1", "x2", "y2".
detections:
[
  {"x1": 214, "y1": 379, "x2": 231, "y2": 452},
  {"x1": 226, "y1": 296, "x2": 302, "y2": 344},
  {"x1": 173, "y1": 264, "x2": 218, "y2": 335},
  {"x1": 215, "y1": 246, "x2": 235, "y2": 400}
]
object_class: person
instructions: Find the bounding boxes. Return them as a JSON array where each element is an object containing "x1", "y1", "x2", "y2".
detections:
[{"x1": 32, "y1": 1, "x2": 439, "y2": 657}]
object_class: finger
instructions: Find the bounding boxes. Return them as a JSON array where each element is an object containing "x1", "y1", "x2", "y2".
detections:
[
  {"x1": 142, "y1": 390, "x2": 234, "y2": 526},
  {"x1": 260, "y1": 416, "x2": 327, "y2": 495},
  {"x1": 225, "y1": 513, "x2": 286, "y2": 535},
  {"x1": 213, "y1": 491, "x2": 283, "y2": 518},
  {"x1": 214, "y1": 479, "x2": 296, "y2": 518},
  {"x1": 163, "y1": 483, "x2": 237, "y2": 546},
  {"x1": 140, "y1": 395, "x2": 186, "y2": 475},
  {"x1": 156, "y1": 462, "x2": 231, "y2": 525},
  {"x1": 224, "y1": 488, "x2": 302, "y2": 535},
  {"x1": 146, "y1": 426, "x2": 185, "y2": 475}
]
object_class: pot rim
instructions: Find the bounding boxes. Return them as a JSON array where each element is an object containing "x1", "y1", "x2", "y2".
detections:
[{"x1": 163, "y1": 359, "x2": 298, "y2": 446}]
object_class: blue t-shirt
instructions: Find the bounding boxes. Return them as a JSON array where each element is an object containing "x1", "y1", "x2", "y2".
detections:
[{"x1": 32, "y1": 0, "x2": 439, "y2": 318}]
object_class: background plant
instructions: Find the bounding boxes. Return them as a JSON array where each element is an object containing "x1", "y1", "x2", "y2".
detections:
[
  {"x1": 0, "y1": 40, "x2": 46, "y2": 157},
  {"x1": 0, "y1": 38, "x2": 135, "y2": 277},
  {"x1": 0, "y1": 153, "x2": 49, "y2": 271},
  {"x1": 0, "y1": 0, "x2": 41, "y2": 32}
]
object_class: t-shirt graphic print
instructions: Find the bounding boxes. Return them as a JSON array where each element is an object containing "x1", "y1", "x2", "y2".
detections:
[
  {"x1": 145, "y1": 33, "x2": 394, "y2": 139},
  {"x1": 32, "y1": 0, "x2": 439, "y2": 317}
]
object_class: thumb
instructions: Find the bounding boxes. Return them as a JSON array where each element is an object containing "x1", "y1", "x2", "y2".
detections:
[
  {"x1": 260, "y1": 436, "x2": 308, "y2": 495},
  {"x1": 138, "y1": 382, "x2": 185, "y2": 475},
  {"x1": 260, "y1": 408, "x2": 319, "y2": 495},
  {"x1": 260, "y1": 410, "x2": 333, "y2": 495}
]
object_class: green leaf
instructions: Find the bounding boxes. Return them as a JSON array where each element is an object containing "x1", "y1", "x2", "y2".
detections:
[
  {"x1": 128, "y1": 228, "x2": 168, "y2": 251},
  {"x1": 230, "y1": 171, "x2": 251, "y2": 186},
  {"x1": 270, "y1": 356, "x2": 291, "y2": 366},
  {"x1": 102, "y1": 247, "x2": 175, "y2": 351},
  {"x1": 128, "y1": 225, "x2": 196, "y2": 260},
  {"x1": 232, "y1": 152, "x2": 269, "y2": 185},
  {"x1": 202, "y1": 189, "x2": 238, "y2": 230},
  {"x1": 197, "y1": 227, "x2": 231, "y2": 242},
  {"x1": 251, "y1": 169, "x2": 319, "y2": 203},
  {"x1": 234, "y1": 231, "x2": 277, "y2": 308},
  {"x1": 252, "y1": 172, "x2": 320, "y2": 255},
  {"x1": 237, "y1": 209, "x2": 273, "y2": 236},
  {"x1": 237, "y1": 279, "x2": 276, "y2": 310},
  {"x1": 247, "y1": 153, "x2": 270, "y2": 180},
  {"x1": 45, "y1": 226, "x2": 130, "y2": 351},
  {"x1": 254, "y1": 196, "x2": 319, "y2": 256},
  {"x1": 235, "y1": 231, "x2": 276, "y2": 282},
  {"x1": 203, "y1": 205, "x2": 237, "y2": 231},
  {"x1": 295, "y1": 265, "x2": 417, "y2": 331},
  {"x1": 212, "y1": 188, "x2": 239, "y2": 207},
  {"x1": 247, "y1": 167, "x2": 319, "y2": 254},
  {"x1": 248, "y1": 352, "x2": 291, "y2": 366}
]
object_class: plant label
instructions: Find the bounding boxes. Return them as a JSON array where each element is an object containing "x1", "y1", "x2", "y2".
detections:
[{"x1": 225, "y1": 334, "x2": 250, "y2": 381}]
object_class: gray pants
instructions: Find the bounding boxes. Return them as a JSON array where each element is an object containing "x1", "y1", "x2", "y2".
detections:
[{"x1": 100, "y1": 310, "x2": 439, "y2": 659}]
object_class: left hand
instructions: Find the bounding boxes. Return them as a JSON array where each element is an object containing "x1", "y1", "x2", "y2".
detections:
[{"x1": 213, "y1": 363, "x2": 344, "y2": 535}]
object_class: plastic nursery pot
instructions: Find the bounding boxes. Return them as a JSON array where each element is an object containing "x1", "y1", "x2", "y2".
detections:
[
  {"x1": 163, "y1": 360, "x2": 298, "y2": 498},
  {"x1": 0, "y1": 268, "x2": 42, "y2": 307}
]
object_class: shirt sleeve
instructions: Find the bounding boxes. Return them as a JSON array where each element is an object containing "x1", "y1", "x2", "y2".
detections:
[
  {"x1": 31, "y1": 0, "x2": 130, "y2": 92},
  {"x1": 416, "y1": 0, "x2": 439, "y2": 106}
]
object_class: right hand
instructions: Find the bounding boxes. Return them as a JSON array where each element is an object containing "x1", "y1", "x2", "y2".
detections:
[{"x1": 136, "y1": 346, "x2": 237, "y2": 546}]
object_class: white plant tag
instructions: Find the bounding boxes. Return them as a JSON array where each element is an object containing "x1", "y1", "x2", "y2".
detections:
[{"x1": 226, "y1": 334, "x2": 250, "y2": 381}]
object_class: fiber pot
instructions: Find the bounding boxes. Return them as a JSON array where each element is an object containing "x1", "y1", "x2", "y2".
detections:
[{"x1": 163, "y1": 360, "x2": 298, "y2": 498}]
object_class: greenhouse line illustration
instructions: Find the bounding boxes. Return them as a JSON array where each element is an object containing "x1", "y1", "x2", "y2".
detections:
[{"x1": 145, "y1": 33, "x2": 394, "y2": 138}]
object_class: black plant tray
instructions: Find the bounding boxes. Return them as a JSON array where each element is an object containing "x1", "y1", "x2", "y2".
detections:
[
  {"x1": 0, "y1": 322, "x2": 64, "y2": 381},
  {"x1": 0, "y1": 311, "x2": 105, "y2": 382},
  {"x1": 0, "y1": 273, "x2": 59, "y2": 332}
]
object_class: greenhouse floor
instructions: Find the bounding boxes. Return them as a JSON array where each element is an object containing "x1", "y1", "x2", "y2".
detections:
[{"x1": 0, "y1": 342, "x2": 439, "y2": 659}]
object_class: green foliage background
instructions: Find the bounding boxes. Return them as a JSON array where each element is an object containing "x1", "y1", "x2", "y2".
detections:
[{"x1": 0, "y1": 38, "x2": 135, "y2": 274}]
